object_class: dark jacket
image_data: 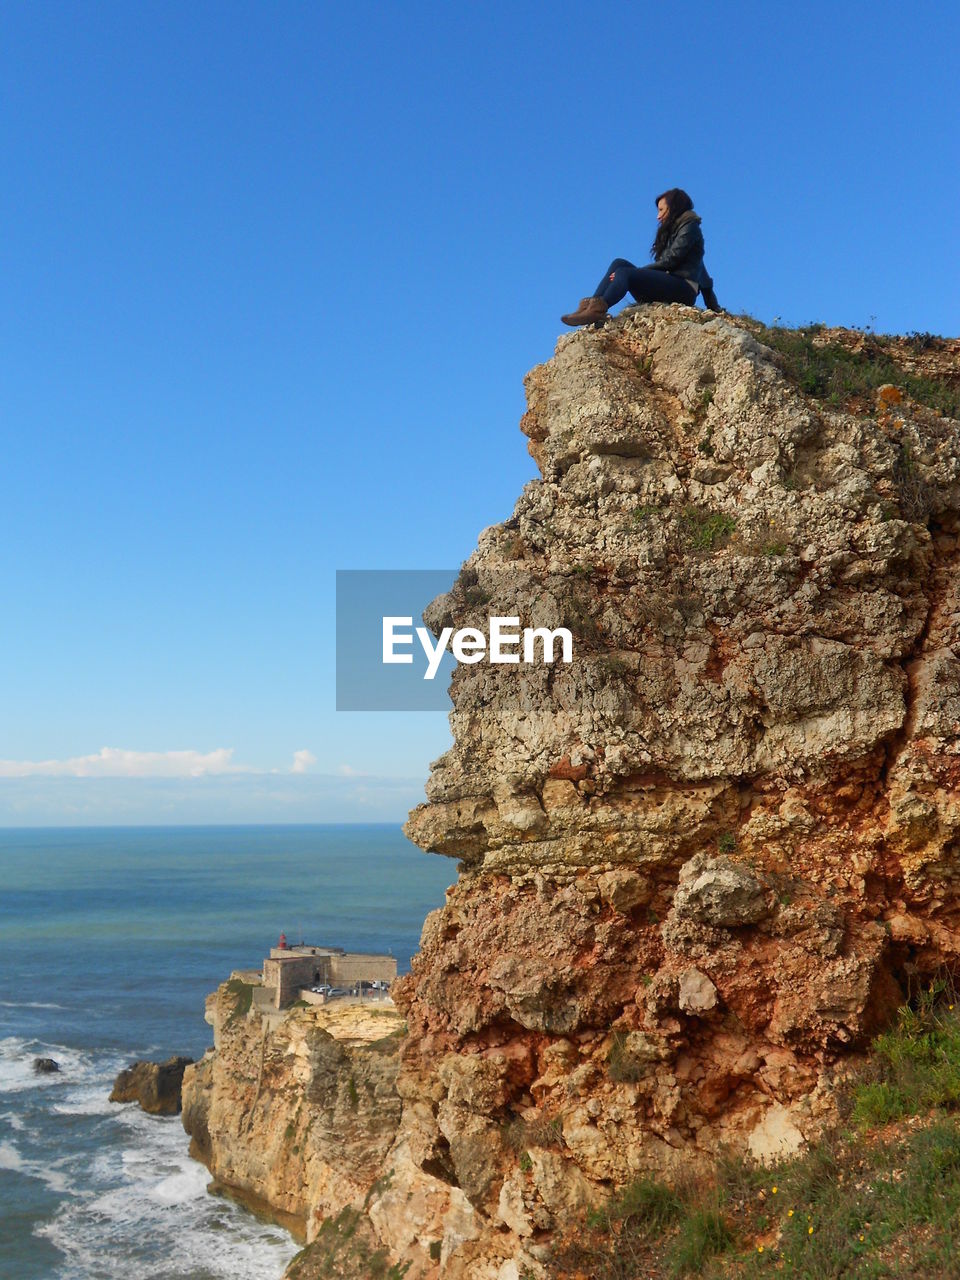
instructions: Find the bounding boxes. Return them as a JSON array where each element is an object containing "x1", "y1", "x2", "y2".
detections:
[{"x1": 650, "y1": 210, "x2": 720, "y2": 310}]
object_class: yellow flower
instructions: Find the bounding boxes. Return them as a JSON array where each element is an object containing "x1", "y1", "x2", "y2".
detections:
[
  {"x1": 859, "y1": 1234, "x2": 865, "y2": 1242},
  {"x1": 772, "y1": 1186, "x2": 778, "y2": 1194},
  {"x1": 758, "y1": 1245, "x2": 764, "y2": 1253},
  {"x1": 788, "y1": 1209, "x2": 794, "y2": 1217},
  {"x1": 808, "y1": 1226, "x2": 814, "y2": 1235}
]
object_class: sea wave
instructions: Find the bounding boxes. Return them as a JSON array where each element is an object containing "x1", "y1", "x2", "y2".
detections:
[
  {"x1": 0, "y1": 1037, "x2": 102, "y2": 1095},
  {"x1": 0, "y1": 1139, "x2": 72, "y2": 1193},
  {"x1": 52, "y1": 1078, "x2": 128, "y2": 1117},
  {"x1": 22, "y1": 1080, "x2": 296, "y2": 1280},
  {"x1": 0, "y1": 1001, "x2": 66, "y2": 1010},
  {"x1": 0, "y1": 1139, "x2": 24, "y2": 1170},
  {"x1": 148, "y1": 1161, "x2": 210, "y2": 1206},
  {"x1": 37, "y1": 1117, "x2": 296, "y2": 1279}
]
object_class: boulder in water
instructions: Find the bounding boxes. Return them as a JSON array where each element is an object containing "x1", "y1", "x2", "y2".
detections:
[
  {"x1": 32, "y1": 1057, "x2": 60, "y2": 1074},
  {"x1": 109, "y1": 1055, "x2": 194, "y2": 1115}
]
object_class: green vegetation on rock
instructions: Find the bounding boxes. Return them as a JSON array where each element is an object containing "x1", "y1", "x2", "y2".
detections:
[
  {"x1": 680, "y1": 506, "x2": 736, "y2": 552},
  {"x1": 743, "y1": 320, "x2": 960, "y2": 417},
  {"x1": 224, "y1": 978, "x2": 253, "y2": 1024},
  {"x1": 285, "y1": 1206, "x2": 411, "y2": 1280},
  {"x1": 557, "y1": 987, "x2": 960, "y2": 1277}
]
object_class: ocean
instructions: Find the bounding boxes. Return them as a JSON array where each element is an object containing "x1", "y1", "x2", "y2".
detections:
[{"x1": 0, "y1": 824, "x2": 454, "y2": 1280}]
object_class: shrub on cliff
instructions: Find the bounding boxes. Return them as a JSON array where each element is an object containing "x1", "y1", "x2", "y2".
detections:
[
  {"x1": 224, "y1": 977, "x2": 253, "y2": 1024},
  {"x1": 742, "y1": 319, "x2": 960, "y2": 417}
]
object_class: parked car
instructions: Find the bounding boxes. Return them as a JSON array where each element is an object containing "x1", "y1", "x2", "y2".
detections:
[
  {"x1": 310, "y1": 985, "x2": 332, "y2": 995},
  {"x1": 326, "y1": 987, "x2": 349, "y2": 997}
]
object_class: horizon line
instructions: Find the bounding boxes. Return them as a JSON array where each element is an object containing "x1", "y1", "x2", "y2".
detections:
[{"x1": 0, "y1": 819, "x2": 408, "y2": 832}]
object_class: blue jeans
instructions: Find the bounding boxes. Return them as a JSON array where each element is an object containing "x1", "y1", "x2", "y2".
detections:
[{"x1": 594, "y1": 258, "x2": 697, "y2": 306}]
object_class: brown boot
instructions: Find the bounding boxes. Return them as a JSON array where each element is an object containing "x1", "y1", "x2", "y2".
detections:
[{"x1": 561, "y1": 296, "x2": 609, "y2": 326}]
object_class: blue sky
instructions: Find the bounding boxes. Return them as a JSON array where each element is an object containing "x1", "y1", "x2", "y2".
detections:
[{"x1": 1, "y1": 1, "x2": 957, "y2": 824}]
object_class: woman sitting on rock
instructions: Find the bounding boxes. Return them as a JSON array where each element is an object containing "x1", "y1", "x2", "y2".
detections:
[{"x1": 561, "y1": 187, "x2": 720, "y2": 326}]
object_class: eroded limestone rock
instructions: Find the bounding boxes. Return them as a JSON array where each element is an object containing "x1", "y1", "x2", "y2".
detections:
[
  {"x1": 678, "y1": 967, "x2": 719, "y2": 1015},
  {"x1": 388, "y1": 311, "x2": 960, "y2": 1275},
  {"x1": 673, "y1": 853, "x2": 771, "y2": 927},
  {"x1": 181, "y1": 988, "x2": 404, "y2": 1241}
]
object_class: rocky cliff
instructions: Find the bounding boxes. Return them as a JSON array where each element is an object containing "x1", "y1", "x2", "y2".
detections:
[
  {"x1": 188, "y1": 308, "x2": 960, "y2": 1279},
  {"x1": 182, "y1": 982, "x2": 405, "y2": 1241}
]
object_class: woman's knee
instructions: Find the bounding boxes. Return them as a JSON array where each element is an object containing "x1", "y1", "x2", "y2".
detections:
[{"x1": 605, "y1": 257, "x2": 633, "y2": 275}]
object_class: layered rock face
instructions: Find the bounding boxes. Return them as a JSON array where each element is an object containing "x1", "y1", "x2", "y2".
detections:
[{"x1": 383, "y1": 310, "x2": 960, "y2": 1276}]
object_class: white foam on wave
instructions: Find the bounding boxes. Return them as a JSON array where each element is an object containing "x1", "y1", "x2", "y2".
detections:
[
  {"x1": 0, "y1": 1000, "x2": 66, "y2": 1010},
  {"x1": 0, "y1": 1138, "x2": 72, "y2": 1193},
  {"x1": 0, "y1": 1139, "x2": 24, "y2": 1171},
  {"x1": 0, "y1": 1036, "x2": 101, "y2": 1095},
  {"x1": 31, "y1": 1158, "x2": 71, "y2": 1194},
  {"x1": 35, "y1": 1106, "x2": 297, "y2": 1280},
  {"x1": 52, "y1": 1081, "x2": 121, "y2": 1117},
  {"x1": 120, "y1": 1144, "x2": 149, "y2": 1166},
  {"x1": 148, "y1": 1160, "x2": 210, "y2": 1206},
  {"x1": 0, "y1": 1109, "x2": 26, "y2": 1131},
  {"x1": 116, "y1": 1104, "x2": 173, "y2": 1136}
]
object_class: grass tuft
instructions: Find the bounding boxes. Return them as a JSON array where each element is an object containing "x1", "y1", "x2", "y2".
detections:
[
  {"x1": 587, "y1": 1177, "x2": 685, "y2": 1234},
  {"x1": 606, "y1": 1032, "x2": 651, "y2": 1084},
  {"x1": 680, "y1": 506, "x2": 736, "y2": 552},
  {"x1": 504, "y1": 1113, "x2": 565, "y2": 1154},
  {"x1": 669, "y1": 1207, "x2": 733, "y2": 1276},
  {"x1": 851, "y1": 986, "x2": 960, "y2": 1126}
]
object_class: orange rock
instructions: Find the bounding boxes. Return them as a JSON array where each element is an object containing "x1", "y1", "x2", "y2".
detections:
[{"x1": 548, "y1": 756, "x2": 590, "y2": 783}]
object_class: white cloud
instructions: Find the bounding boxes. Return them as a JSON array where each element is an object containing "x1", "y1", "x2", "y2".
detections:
[
  {"x1": 0, "y1": 746, "x2": 375, "y2": 782},
  {"x1": 0, "y1": 747, "x2": 248, "y2": 779},
  {"x1": 0, "y1": 747, "x2": 433, "y2": 823}
]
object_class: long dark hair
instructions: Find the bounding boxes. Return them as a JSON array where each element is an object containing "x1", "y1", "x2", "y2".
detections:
[{"x1": 651, "y1": 188, "x2": 694, "y2": 258}]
